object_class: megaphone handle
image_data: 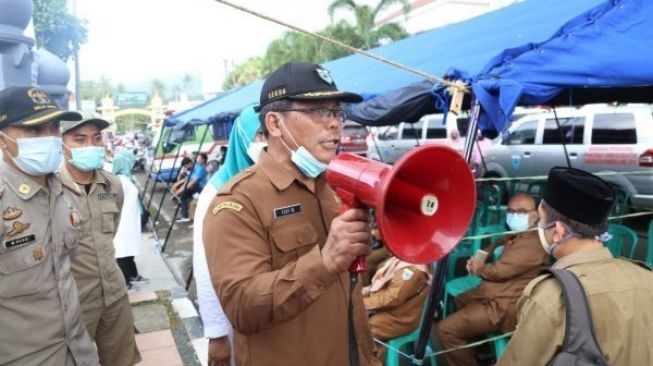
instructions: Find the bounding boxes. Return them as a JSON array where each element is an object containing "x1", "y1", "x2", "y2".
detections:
[{"x1": 337, "y1": 202, "x2": 368, "y2": 274}]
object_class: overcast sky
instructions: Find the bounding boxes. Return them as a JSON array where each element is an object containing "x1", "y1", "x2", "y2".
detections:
[{"x1": 75, "y1": 0, "x2": 380, "y2": 91}]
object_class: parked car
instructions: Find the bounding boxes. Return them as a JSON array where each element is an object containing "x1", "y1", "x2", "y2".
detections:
[
  {"x1": 366, "y1": 114, "x2": 457, "y2": 164},
  {"x1": 483, "y1": 104, "x2": 653, "y2": 209},
  {"x1": 339, "y1": 121, "x2": 368, "y2": 155}
]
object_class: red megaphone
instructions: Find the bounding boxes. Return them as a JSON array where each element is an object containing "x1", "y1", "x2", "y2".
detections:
[{"x1": 326, "y1": 144, "x2": 476, "y2": 272}]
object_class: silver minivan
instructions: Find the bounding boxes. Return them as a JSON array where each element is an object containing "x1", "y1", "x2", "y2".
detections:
[
  {"x1": 483, "y1": 104, "x2": 653, "y2": 209},
  {"x1": 366, "y1": 115, "x2": 456, "y2": 164}
]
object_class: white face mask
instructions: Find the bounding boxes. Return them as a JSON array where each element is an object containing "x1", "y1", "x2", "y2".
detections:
[
  {"x1": 1, "y1": 133, "x2": 62, "y2": 176},
  {"x1": 538, "y1": 221, "x2": 574, "y2": 256},
  {"x1": 506, "y1": 213, "x2": 530, "y2": 232},
  {"x1": 278, "y1": 118, "x2": 327, "y2": 178}
]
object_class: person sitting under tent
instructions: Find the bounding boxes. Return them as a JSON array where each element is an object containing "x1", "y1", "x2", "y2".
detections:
[
  {"x1": 173, "y1": 153, "x2": 208, "y2": 223},
  {"x1": 363, "y1": 255, "x2": 431, "y2": 361},
  {"x1": 436, "y1": 193, "x2": 549, "y2": 366}
]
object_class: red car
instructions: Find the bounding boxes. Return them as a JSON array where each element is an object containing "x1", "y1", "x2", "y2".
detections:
[{"x1": 338, "y1": 122, "x2": 369, "y2": 156}]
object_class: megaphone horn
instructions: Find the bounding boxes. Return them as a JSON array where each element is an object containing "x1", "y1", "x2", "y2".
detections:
[{"x1": 326, "y1": 145, "x2": 477, "y2": 271}]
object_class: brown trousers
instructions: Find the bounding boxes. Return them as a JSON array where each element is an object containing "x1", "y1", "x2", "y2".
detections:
[
  {"x1": 82, "y1": 295, "x2": 141, "y2": 366},
  {"x1": 436, "y1": 292, "x2": 514, "y2": 366}
]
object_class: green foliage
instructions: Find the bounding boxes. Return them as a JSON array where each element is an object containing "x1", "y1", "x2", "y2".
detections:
[
  {"x1": 222, "y1": 0, "x2": 409, "y2": 91},
  {"x1": 80, "y1": 75, "x2": 115, "y2": 105},
  {"x1": 150, "y1": 79, "x2": 166, "y2": 99},
  {"x1": 33, "y1": 0, "x2": 88, "y2": 61},
  {"x1": 328, "y1": 0, "x2": 410, "y2": 48}
]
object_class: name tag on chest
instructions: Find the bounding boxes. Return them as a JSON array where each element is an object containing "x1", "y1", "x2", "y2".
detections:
[
  {"x1": 4, "y1": 234, "x2": 36, "y2": 249},
  {"x1": 273, "y1": 204, "x2": 302, "y2": 218},
  {"x1": 97, "y1": 192, "x2": 117, "y2": 201}
]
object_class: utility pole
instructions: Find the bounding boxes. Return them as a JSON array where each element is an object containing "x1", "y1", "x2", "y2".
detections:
[{"x1": 71, "y1": 0, "x2": 81, "y2": 110}]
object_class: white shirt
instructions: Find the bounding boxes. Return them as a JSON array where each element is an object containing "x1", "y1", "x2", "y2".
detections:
[
  {"x1": 193, "y1": 184, "x2": 233, "y2": 346},
  {"x1": 113, "y1": 175, "x2": 142, "y2": 258}
]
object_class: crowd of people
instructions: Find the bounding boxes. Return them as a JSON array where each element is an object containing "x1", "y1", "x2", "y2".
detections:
[{"x1": 0, "y1": 61, "x2": 651, "y2": 366}]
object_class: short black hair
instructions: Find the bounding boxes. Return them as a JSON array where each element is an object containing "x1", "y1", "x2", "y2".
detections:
[
  {"x1": 181, "y1": 157, "x2": 193, "y2": 166},
  {"x1": 199, "y1": 153, "x2": 208, "y2": 162},
  {"x1": 258, "y1": 99, "x2": 292, "y2": 137}
]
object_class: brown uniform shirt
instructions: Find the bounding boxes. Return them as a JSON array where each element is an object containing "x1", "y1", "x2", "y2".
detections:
[
  {"x1": 465, "y1": 230, "x2": 549, "y2": 328},
  {"x1": 203, "y1": 150, "x2": 376, "y2": 366},
  {"x1": 498, "y1": 247, "x2": 653, "y2": 365},
  {"x1": 364, "y1": 261, "x2": 430, "y2": 340},
  {"x1": 60, "y1": 167, "x2": 126, "y2": 309},
  {"x1": 0, "y1": 163, "x2": 98, "y2": 366}
]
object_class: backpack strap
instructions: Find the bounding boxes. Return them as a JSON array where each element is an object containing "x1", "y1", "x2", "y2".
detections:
[{"x1": 547, "y1": 269, "x2": 609, "y2": 365}]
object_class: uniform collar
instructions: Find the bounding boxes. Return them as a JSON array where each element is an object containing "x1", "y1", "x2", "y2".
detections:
[
  {"x1": 0, "y1": 161, "x2": 46, "y2": 200},
  {"x1": 59, "y1": 164, "x2": 109, "y2": 195},
  {"x1": 258, "y1": 149, "x2": 318, "y2": 191},
  {"x1": 552, "y1": 247, "x2": 613, "y2": 269}
]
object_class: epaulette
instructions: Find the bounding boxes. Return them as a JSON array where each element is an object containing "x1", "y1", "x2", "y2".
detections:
[
  {"x1": 217, "y1": 167, "x2": 257, "y2": 195},
  {"x1": 616, "y1": 257, "x2": 652, "y2": 271}
]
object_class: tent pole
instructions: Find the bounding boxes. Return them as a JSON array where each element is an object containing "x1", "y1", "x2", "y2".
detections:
[
  {"x1": 551, "y1": 106, "x2": 572, "y2": 168},
  {"x1": 413, "y1": 100, "x2": 480, "y2": 364},
  {"x1": 152, "y1": 143, "x2": 183, "y2": 225},
  {"x1": 162, "y1": 124, "x2": 211, "y2": 253}
]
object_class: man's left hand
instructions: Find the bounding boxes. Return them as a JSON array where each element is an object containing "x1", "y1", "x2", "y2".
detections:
[{"x1": 466, "y1": 258, "x2": 484, "y2": 275}]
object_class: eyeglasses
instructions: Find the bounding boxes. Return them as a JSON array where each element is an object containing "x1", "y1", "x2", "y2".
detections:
[
  {"x1": 507, "y1": 208, "x2": 534, "y2": 214},
  {"x1": 277, "y1": 108, "x2": 347, "y2": 123}
]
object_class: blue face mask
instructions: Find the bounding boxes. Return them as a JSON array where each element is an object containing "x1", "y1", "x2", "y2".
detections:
[
  {"x1": 68, "y1": 146, "x2": 105, "y2": 172},
  {"x1": 1, "y1": 134, "x2": 62, "y2": 176},
  {"x1": 279, "y1": 119, "x2": 327, "y2": 178},
  {"x1": 506, "y1": 213, "x2": 530, "y2": 232}
]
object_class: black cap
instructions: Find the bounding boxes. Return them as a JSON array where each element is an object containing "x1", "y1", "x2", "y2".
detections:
[
  {"x1": 255, "y1": 61, "x2": 362, "y2": 112},
  {"x1": 0, "y1": 86, "x2": 81, "y2": 129},
  {"x1": 543, "y1": 167, "x2": 615, "y2": 225}
]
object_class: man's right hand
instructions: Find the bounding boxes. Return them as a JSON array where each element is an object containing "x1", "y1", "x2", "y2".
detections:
[
  {"x1": 321, "y1": 208, "x2": 372, "y2": 274},
  {"x1": 208, "y1": 336, "x2": 231, "y2": 366}
]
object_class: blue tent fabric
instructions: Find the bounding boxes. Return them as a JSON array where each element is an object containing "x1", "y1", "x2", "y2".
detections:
[
  {"x1": 164, "y1": 0, "x2": 605, "y2": 126},
  {"x1": 471, "y1": 0, "x2": 653, "y2": 135}
]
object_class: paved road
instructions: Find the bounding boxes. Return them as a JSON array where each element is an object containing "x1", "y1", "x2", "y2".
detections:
[{"x1": 135, "y1": 172, "x2": 197, "y2": 299}]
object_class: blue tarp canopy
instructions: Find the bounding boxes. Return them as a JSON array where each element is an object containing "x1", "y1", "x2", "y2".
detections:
[
  {"x1": 165, "y1": 0, "x2": 606, "y2": 126},
  {"x1": 470, "y1": 0, "x2": 653, "y2": 136}
]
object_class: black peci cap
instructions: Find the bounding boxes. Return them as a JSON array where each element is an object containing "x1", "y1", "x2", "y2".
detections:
[
  {"x1": 543, "y1": 167, "x2": 615, "y2": 225},
  {"x1": 0, "y1": 86, "x2": 81, "y2": 129},
  {"x1": 255, "y1": 61, "x2": 362, "y2": 112}
]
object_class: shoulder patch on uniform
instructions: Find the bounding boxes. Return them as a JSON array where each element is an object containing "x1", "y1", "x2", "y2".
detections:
[
  {"x1": 217, "y1": 169, "x2": 257, "y2": 195},
  {"x1": 212, "y1": 201, "x2": 243, "y2": 215}
]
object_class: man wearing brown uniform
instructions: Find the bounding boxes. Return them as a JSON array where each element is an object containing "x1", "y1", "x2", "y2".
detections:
[
  {"x1": 204, "y1": 62, "x2": 379, "y2": 366},
  {"x1": 59, "y1": 113, "x2": 140, "y2": 365},
  {"x1": 437, "y1": 193, "x2": 549, "y2": 366},
  {"x1": 0, "y1": 86, "x2": 98, "y2": 365},
  {"x1": 363, "y1": 256, "x2": 431, "y2": 360},
  {"x1": 497, "y1": 168, "x2": 653, "y2": 365}
]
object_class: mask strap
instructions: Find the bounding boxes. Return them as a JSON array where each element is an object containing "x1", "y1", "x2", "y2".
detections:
[{"x1": 278, "y1": 117, "x2": 301, "y2": 150}]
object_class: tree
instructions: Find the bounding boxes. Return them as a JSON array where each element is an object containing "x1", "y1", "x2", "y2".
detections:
[
  {"x1": 182, "y1": 74, "x2": 193, "y2": 93},
  {"x1": 328, "y1": 0, "x2": 410, "y2": 49},
  {"x1": 33, "y1": 0, "x2": 88, "y2": 61},
  {"x1": 222, "y1": 57, "x2": 267, "y2": 90},
  {"x1": 150, "y1": 79, "x2": 166, "y2": 99}
]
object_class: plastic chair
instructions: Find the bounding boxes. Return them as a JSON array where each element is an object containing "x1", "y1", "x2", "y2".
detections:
[
  {"x1": 606, "y1": 224, "x2": 639, "y2": 259},
  {"x1": 443, "y1": 243, "x2": 506, "y2": 316},
  {"x1": 446, "y1": 225, "x2": 505, "y2": 281},
  {"x1": 646, "y1": 219, "x2": 653, "y2": 266},
  {"x1": 386, "y1": 264, "x2": 438, "y2": 366}
]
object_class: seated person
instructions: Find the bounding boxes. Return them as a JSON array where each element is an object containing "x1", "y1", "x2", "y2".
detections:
[
  {"x1": 363, "y1": 255, "x2": 431, "y2": 361},
  {"x1": 174, "y1": 153, "x2": 208, "y2": 222},
  {"x1": 436, "y1": 193, "x2": 549, "y2": 366}
]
